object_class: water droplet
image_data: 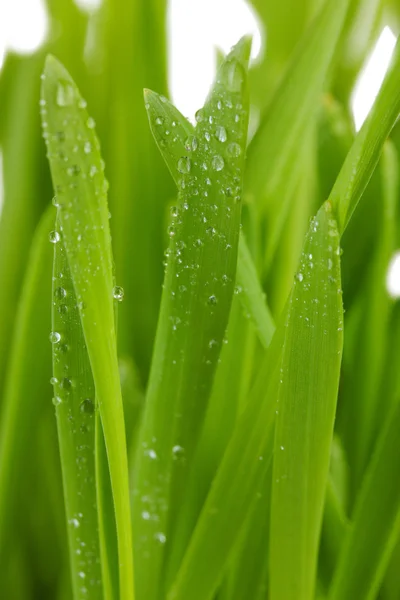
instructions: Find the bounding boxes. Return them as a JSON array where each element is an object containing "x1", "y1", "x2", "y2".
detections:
[
  {"x1": 113, "y1": 286, "x2": 124, "y2": 302},
  {"x1": 168, "y1": 225, "x2": 176, "y2": 237},
  {"x1": 184, "y1": 135, "x2": 198, "y2": 151},
  {"x1": 61, "y1": 377, "x2": 72, "y2": 390},
  {"x1": 195, "y1": 109, "x2": 204, "y2": 123},
  {"x1": 204, "y1": 131, "x2": 211, "y2": 142},
  {"x1": 50, "y1": 377, "x2": 58, "y2": 385},
  {"x1": 328, "y1": 258, "x2": 333, "y2": 270},
  {"x1": 56, "y1": 81, "x2": 75, "y2": 107},
  {"x1": 89, "y1": 165, "x2": 98, "y2": 178},
  {"x1": 52, "y1": 396, "x2": 62, "y2": 406},
  {"x1": 154, "y1": 532, "x2": 166, "y2": 544},
  {"x1": 208, "y1": 295, "x2": 217, "y2": 305},
  {"x1": 155, "y1": 116, "x2": 164, "y2": 125},
  {"x1": 49, "y1": 331, "x2": 61, "y2": 344},
  {"x1": 69, "y1": 518, "x2": 80, "y2": 528},
  {"x1": 87, "y1": 117, "x2": 96, "y2": 129},
  {"x1": 80, "y1": 398, "x2": 95, "y2": 414},
  {"x1": 58, "y1": 304, "x2": 68, "y2": 314},
  {"x1": 227, "y1": 142, "x2": 241, "y2": 157},
  {"x1": 215, "y1": 126, "x2": 227, "y2": 143},
  {"x1": 67, "y1": 165, "x2": 80, "y2": 176},
  {"x1": 223, "y1": 59, "x2": 243, "y2": 93},
  {"x1": 49, "y1": 230, "x2": 60, "y2": 244},
  {"x1": 142, "y1": 511, "x2": 151, "y2": 520},
  {"x1": 171, "y1": 206, "x2": 179, "y2": 218},
  {"x1": 54, "y1": 287, "x2": 67, "y2": 300},
  {"x1": 145, "y1": 449, "x2": 157, "y2": 460},
  {"x1": 177, "y1": 157, "x2": 191, "y2": 174},
  {"x1": 78, "y1": 572, "x2": 86, "y2": 580},
  {"x1": 296, "y1": 273, "x2": 304, "y2": 282},
  {"x1": 78, "y1": 98, "x2": 87, "y2": 109},
  {"x1": 84, "y1": 141, "x2": 92, "y2": 154},
  {"x1": 212, "y1": 155, "x2": 224, "y2": 171},
  {"x1": 172, "y1": 445, "x2": 185, "y2": 460}
]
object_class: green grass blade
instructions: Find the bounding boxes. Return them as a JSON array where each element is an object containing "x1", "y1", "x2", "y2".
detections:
[
  {"x1": 346, "y1": 141, "x2": 398, "y2": 495},
  {"x1": 133, "y1": 37, "x2": 251, "y2": 599},
  {"x1": 143, "y1": 87, "x2": 273, "y2": 351},
  {"x1": 269, "y1": 201, "x2": 344, "y2": 600},
  {"x1": 0, "y1": 206, "x2": 53, "y2": 554},
  {"x1": 41, "y1": 57, "x2": 134, "y2": 600},
  {"x1": 331, "y1": 34, "x2": 400, "y2": 234},
  {"x1": 329, "y1": 400, "x2": 400, "y2": 600},
  {"x1": 51, "y1": 231, "x2": 103, "y2": 599},
  {"x1": 245, "y1": 0, "x2": 349, "y2": 229},
  {"x1": 237, "y1": 234, "x2": 275, "y2": 348},
  {"x1": 103, "y1": 0, "x2": 172, "y2": 381},
  {"x1": 168, "y1": 326, "x2": 283, "y2": 600}
]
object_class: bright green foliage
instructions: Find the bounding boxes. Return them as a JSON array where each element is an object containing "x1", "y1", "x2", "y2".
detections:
[{"x1": 2, "y1": 2, "x2": 400, "y2": 600}]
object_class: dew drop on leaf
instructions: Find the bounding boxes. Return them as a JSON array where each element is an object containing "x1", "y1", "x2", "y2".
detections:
[
  {"x1": 49, "y1": 331, "x2": 61, "y2": 344},
  {"x1": 80, "y1": 398, "x2": 95, "y2": 414},
  {"x1": 227, "y1": 142, "x2": 242, "y2": 157},
  {"x1": 212, "y1": 155, "x2": 224, "y2": 171},
  {"x1": 215, "y1": 126, "x2": 227, "y2": 143},
  {"x1": 56, "y1": 81, "x2": 75, "y2": 107},
  {"x1": 49, "y1": 230, "x2": 60, "y2": 244},
  {"x1": 208, "y1": 295, "x2": 218, "y2": 305},
  {"x1": 113, "y1": 286, "x2": 124, "y2": 302},
  {"x1": 52, "y1": 396, "x2": 62, "y2": 406},
  {"x1": 177, "y1": 157, "x2": 191, "y2": 174}
]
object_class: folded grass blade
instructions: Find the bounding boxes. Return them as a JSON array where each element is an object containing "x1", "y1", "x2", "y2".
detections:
[
  {"x1": 51, "y1": 232, "x2": 103, "y2": 599},
  {"x1": 41, "y1": 57, "x2": 134, "y2": 600},
  {"x1": 133, "y1": 37, "x2": 251, "y2": 599}
]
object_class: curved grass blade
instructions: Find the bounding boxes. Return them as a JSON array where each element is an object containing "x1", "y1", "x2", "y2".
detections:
[
  {"x1": 51, "y1": 231, "x2": 103, "y2": 599},
  {"x1": 133, "y1": 37, "x2": 251, "y2": 600},
  {"x1": 269, "y1": 201, "x2": 344, "y2": 600},
  {"x1": 329, "y1": 400, "x2": 400, "y2": 600},
  {"x1": 331, "y1": 33, "x2": 400, "y2": 234},
  {"x1": 344, "y1": 141, "x2": 398, "y2": 497},
  {"x1": 0, "y1": 206, "x2": 53, "y2": 555},
  {"x1": 41, "y1": 57, "x2": 134, "y2": 600}
]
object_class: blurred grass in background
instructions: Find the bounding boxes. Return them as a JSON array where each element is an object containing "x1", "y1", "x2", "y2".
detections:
[{"x1": 1, "y1": 0, "x2": 400, "y2": 599}]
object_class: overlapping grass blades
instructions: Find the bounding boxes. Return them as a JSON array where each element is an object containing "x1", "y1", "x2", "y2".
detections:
[
  {"x1": 132, "y1": 37, "x2": 251, "y2": 600},
  {"x1": 41, "y1": 58, "x2": 134, "y2": 600}
]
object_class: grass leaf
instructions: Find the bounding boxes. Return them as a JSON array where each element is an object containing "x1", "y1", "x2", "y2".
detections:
[
  {"x1": 132, "y1": 37, "x2": 251, "y2": 599},
  {"x1": 41, "y1": 57, "x2": 134, "y2": 600}
]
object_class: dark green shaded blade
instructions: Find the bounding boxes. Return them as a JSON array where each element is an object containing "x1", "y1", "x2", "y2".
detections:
[
  {"x1": 0, "y1": 206, "x2": 53, "y2": 556},
  {"x1": 41, "y1": 57, "x2": 134, "y2": 600},
  {"x1": 133, "y1": 37, "x2": 251, "y2": 600},
  {"x1": 51, "y1": 231, "x2": 103, "y2": 599},
  {"x1": 329, "y1": 400, "x2": 400, "y2": 600}
]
